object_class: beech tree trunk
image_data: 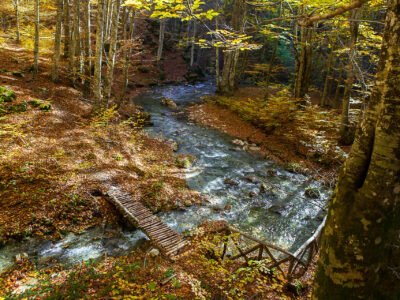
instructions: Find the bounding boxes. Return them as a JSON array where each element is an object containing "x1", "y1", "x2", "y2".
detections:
[
  {"x1": 14, "y1": 0, "x2": 20, "y2": 43},
  {"x1": 51, "y1": 0, "x2": 64, "y2": 82},
  {"x1": 294, "y1": 8, "x2": 313, "y2": 100},
  {"x1": 218, "y1": 0, "x2": 246, "y2": 94},
  {"x1": 157, "y1": 18, "x2": 166, "y2": 62},
  {"x1": 321, "y1": 47, "x2": 335, "y2": 107},
  {"x1": 215, "y1": 3, "x2": 220, "y2": 89},
  {"x1": 190, "y1": 21, "x2": 197, "y2": 67},
  {"x1": 103, "y1": 0, "x2": 121, "y2": 104},
  {"x1": 93, "y1": 0, "x2": 105, "y2": 112},
  {"x1": 313, "y1": 1, "x2": 400, "y2": 298},
  {"x1": 82, "y1": 0, "x2": 91, "y2": 96},
  {"x1": 63, "y1": 0, "x2": 71, "y2": 58},
  {"x1": 33, "y1": 0, "x2": 39, "y2": 74},
  {"x1": 69, "y1": 0, "x2": 80, "y2": 83},
  {"x1": 121, "y1": 8, "x2": 136, "y2": 103},
  {"x1": 340, "y1": 8, "x2": 361, "y2": 143},
  {"x1": 264, "y1": 1, "x2": 283, "y2": 101}
]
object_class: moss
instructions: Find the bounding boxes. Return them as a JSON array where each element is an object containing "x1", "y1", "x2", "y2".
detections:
[
  {"x1": 12, "y1": 71, "x2": 23, "y2": 77},
  {"x1": 8, "y1": 101, "x2": 27, "y2": 113},
  {"x1": 28, "y1": 99, "x2": 51, "y2": 111},
  {"x1": 0, "y1": 86, "x2": 16, "y2": 103}
]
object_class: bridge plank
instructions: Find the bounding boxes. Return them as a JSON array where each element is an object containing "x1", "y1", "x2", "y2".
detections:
[{"x1": 107, "y1": 187, "x2": 187, "y2": 257}]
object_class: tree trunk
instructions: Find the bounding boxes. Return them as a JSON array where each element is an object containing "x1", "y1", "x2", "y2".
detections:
[
  {"x1": 340, "y1": 8, "x2": 361, "y2": 143},
  {"x1": 120, "y1": 8, "x2": 136, "y2": 103},
  {"x1": 83, "y1": 0, "x2": 92, "y2": 96},
  {"x1": 93, "y1": 0, "x2": 105, "y2": 112},
  {"x1": 14, "y1": 0, "x2": 20, "y2": 43},
  {"x1": 103, "y1": 0, "x2": 121, "y2": 106},
  {"x1": 334, "y1": 67, "x2": 344, "y2": 108},
  {"x1": 69, "y1": 0, "x2": 80, "y2": 83},
  {"x1": 33, "y1": 0, "x2": 40, "y2": 74},
  {"x1": 157, "y1": 18, "x2": 166, "y2": 62},
  {"x1": 63, "y1": 0, "x2": 71, "y2": 58},
  {"x1": 190, "y1": 21, "x2": 197, "y2": 67},
  {"x1": 321, "y1": 48, "x2": 334, "y2": 107},
  {"x1": 218, "y1": 0, "x2": 246, "y2": 94},
  {"x1": 51, "y1": 0, "x2": 64, "y2": 82},
  {"x1": 294, "y1": 7, "x2": 313, "y2": 101},
  {"x1": 313, "y1": 1, "x2": 400, "y2": 298},
  {"x1": 215, "y1": 2, "x2": 220, "y2": 89},
  {"x1": 264, "y1": 1, "x2": 283, "y2": 102}
]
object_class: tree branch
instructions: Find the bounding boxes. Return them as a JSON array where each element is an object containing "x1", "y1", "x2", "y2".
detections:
[{"x1": 300, "y1": 0, "x2": 370, "y2": 26}]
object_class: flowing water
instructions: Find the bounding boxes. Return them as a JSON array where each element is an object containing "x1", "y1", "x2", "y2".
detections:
[{"x1": 0, "y1": 82, "x2": 329, "y2": 273}]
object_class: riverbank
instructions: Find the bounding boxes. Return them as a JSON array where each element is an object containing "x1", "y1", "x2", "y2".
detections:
[
  {"x1": 187, "y1": 86, "x2": 348, "y2": 182},
  {"x1": 1, "y1": 44, "x2": 324, "y2": 298},
  {"x1": 0, "y1": 221, "x2": 315, "y2": 299},
  {"x1": 0, "y1": 44, "x2": 205, "y2": 245}
]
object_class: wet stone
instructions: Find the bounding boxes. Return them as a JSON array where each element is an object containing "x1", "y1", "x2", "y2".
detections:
[
  {"x1": 224, "y1": 178, "x2": 239, "y2": 186},
  {"x1": 246, "y1": 175, "x2": 261, "y2": 184}
]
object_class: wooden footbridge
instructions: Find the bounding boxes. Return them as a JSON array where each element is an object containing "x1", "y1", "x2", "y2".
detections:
[
  {"x1": 107, "y1": 186, "x2": 325, "y2": 278},
  {"x1": 107, "y1": 187, "x2": 188, "y2": 257}
]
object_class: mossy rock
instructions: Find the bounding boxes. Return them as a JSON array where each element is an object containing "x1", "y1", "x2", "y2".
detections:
[
  {"x1": 12, "y1": 71, "x2": 23, "y2": 78},
  {"x1": 28, "y1": 99, "x2": 51, "y2": 111},
  {"x1": 0, "y1": 104, "x2": 7, "y2": 116},
  {"x1": 8, "y1": 101, "x2": 27, "y2": 113},
  {"x1": 0, "y1": 87, "x2": 16, "y2": 103}
]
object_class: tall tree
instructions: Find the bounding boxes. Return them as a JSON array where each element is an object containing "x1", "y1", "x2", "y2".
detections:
[
  {"x1": 339, "y1": 8, "x2": 362, "y2": 144},
  {"x1": 13, "y1": 0, "x2": 20, "y2": 43},
  {"x1": 82, "y1": 0, "x2": 92, "y2": 96},
  {"x1": 157, "y1": 18, "x2": 166, "y2": 62},
  {"x1": 294, "y1": 5, "x2": 313, "y2": 100},
  {"x1": 121, "y1": 7, "x2": 136, "y2": 103},
  {"x1": 33, "y1": 0, "x2": 40, "y2": 74},
  {"x1": 218, "y1": 0, "x2": 246, "y2": 94},
  {"x1": 313, "y1": 0, "x2": 400, "y2": 298},
  {"x1": 93, "y1": 0, "x2": 105, "y2": 112},
  {"x1": 103, "y1": 0, "x2": 121, "y2": 103},
  {"x1": 63, "y1": 0, "x2": 71, "y2": 58},
  {"x1": 52, "y1": 0, "x2": 64, "y2": 82},
  {"x1": 264, "y1": 1, "x2": 283, "y2": 101},
  {"x1": 69, "y1": 0, "x2": 80, "y2": 83}
]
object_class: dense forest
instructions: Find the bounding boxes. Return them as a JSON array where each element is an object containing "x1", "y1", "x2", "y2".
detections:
[{"x1": 0, "y1": 0, "x2": 398, "y2": 298}]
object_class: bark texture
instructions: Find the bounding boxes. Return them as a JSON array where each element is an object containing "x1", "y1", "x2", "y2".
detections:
[
  {"x1": 51, "y1": 0, "x2": 64, "y2": 82},
  {"x1": 313, "y1": 1, "x2": 400, "y2": 298},
  {"x1": 103, "y1": 0, "x2": 121, "y2": 104},
  {"x1": 340, "y1": 8, "x2": 361, "y2": 143},
  {"x1": 33, "y1": 0, "x2": 39, "y2": 74},
  {"x1": 93, "y1": 0, "x2": 105, "y2": 112},
  {"x1": 218, "y1": 0, "x2": 246, "y2": 94}
]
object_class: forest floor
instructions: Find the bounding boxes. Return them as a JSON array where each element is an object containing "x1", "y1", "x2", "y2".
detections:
[
  {"x1": 187, "y1": 85, "x2": 349, "y2": 184},
  {"x1": 0, "y1": 44, "x2": 205, "y2": 244},
  {"x1": 1, "y1": 42, "x2": 319, "y2": 299}
]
